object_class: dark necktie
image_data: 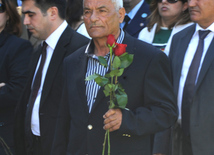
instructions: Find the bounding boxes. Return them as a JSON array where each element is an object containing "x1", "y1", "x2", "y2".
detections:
[
  {"x1": 182, "y1": 30, "x2": 210, "y2": 136},
  {"x1": 25, "y1": 41, "x2": 47, "y2": 138},
  {"x1": 123, "y1": 15, "x2": 130, "y2": 30}
]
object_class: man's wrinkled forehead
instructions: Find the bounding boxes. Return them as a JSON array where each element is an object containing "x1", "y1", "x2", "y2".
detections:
[{"x1": 83, "y1": 0, "x2": 117, "y2": 10}]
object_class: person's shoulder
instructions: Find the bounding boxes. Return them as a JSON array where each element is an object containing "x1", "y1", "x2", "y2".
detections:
[
  {"x1": 64, "y1": 25, "x2": 89, "y2": 42},
  {"x1": 125, "y1": 33, "x2": 166, "y2": 63},
  {"x1": 126, "y1": 33, "x2": 162, "y2": 55},
  {"x1": 64, "y1": 44, "x2": 88, "y2": 62},
  {"x1": 173, "y1": 23, "x2": 195, "y2": 39},
  {"x1": 7, "y1": 33, "x2": 31, "y2": 44}
]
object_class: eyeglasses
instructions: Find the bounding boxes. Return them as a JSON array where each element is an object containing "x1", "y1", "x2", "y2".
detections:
[
  {"x1": 0, "y1": 3, "x2": 5, "y2": 13},
  {"x1": 157, "y1": 0, "x2": 179, "y2": 3}
]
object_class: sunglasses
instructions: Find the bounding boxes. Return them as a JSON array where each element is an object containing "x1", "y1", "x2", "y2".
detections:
[
  {"x1": 0, "y1": 3, "x2": 5, "y2": 13},
  {"x1": 157, "y1": 0, "x2": 179, "y2": 3}
]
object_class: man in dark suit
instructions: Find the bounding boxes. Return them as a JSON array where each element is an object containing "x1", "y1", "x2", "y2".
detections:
[
  {"x1": 52, "y1": 0, "x2": 177, "y2": 154},
  {"x1": 121, "y1": 0, "x2": 150, "y2": 38},
  {"x1": 167, "y1": 0, "x2": 214, "y2": 154},
  {"x1": 14, "y1": 0, "x2": 89, "y2": 155}
]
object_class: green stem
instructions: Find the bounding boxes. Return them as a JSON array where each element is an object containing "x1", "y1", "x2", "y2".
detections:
[
  {"x1": 110, "y1": 47, "x2": 113, "y2": 108},
  {"x1": 102, "y1": 130, "x2": 108, "y2": 155},
  {"x1": 108, "y1": 129, "x2": 110, "y2": 155}
]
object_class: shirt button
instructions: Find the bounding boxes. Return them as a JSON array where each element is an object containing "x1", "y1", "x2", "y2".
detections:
[{"x1": 88, "y1": 125, "x2": 93, "y2": 130}]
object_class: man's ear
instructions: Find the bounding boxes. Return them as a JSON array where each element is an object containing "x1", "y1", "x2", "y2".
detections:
[
  {"x1": 118, "y1": 7, "x2": 126, "y2": 24},
  {"x1": 47, "y1": 6, "x2": 58, "y2": 21}
]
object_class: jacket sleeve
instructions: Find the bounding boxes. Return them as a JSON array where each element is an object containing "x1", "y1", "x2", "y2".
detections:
[
  {"x1": 119, "y1": 52, "x2": 178, "y2": 136},
  {"x1": 0, "y1": 40, "x2": 33, "y2": 108}
]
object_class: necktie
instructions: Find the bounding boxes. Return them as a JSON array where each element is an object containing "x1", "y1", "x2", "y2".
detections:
[
  {"x1": 182, "y1": 30, "x2": 210, "y2": 135},
  {"x1": 123, "y1": 15, "x2": 130, "y2": 30},
  {"x1": 25, "y1": 41, "x2": 47, "y2": 136}
]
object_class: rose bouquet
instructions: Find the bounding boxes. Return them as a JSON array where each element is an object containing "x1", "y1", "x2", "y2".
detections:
[{"x1": 85, "y1": 34, "x2": 133, "y2": 155}]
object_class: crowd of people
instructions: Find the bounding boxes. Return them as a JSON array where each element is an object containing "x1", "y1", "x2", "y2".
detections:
[{"x1": 0, "y1": 0, "x2": 214, "y2": 155}]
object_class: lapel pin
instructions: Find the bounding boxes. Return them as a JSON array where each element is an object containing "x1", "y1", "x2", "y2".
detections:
[
  {"x1": 141, "y1": 13, "x2": 148, "y2": 18},
  {"x1": 140, "y1": 23, "x2": 144, "y2": 27}
]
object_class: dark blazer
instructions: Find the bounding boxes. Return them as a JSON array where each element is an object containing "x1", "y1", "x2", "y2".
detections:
[
  {"x1": 0, "y1": 31, "x2": 33, "y2": 154},
  {"x1": 14, "y1": 26, "x2": 89, "y2": 155},
  {"x1": 124, "y1": 2, "x2": 150, "y2": 38},
  {"x1": 52, "y1": 33, "x2": 177, "y2": 155},
  {"x1": 169, "y1": 24, "x2": 214, "y2": 155}
]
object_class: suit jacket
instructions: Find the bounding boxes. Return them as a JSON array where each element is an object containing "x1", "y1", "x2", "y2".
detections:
[
  {"x1": 169, "y1": 24, "x2": 214, "y2": 155},
  {"x1": 14, "y1": 26, "x2": 89, "y2": 155},
  {"x1": 124, "y1": 2, "x2": 150, "y2": 38},
  {"x1": 52, "y1": 33, "x2": 177, "y2": 155},
  {"x1": 0, "y1": 31, "x2": 33, "y2": 153}
]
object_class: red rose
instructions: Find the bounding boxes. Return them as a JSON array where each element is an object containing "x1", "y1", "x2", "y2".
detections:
[
  {"x1": 106, "y1": 34, "x2": 116, "y2": 47},
  {"x1": 114, "y1": 43, "x2": 127, "y2": 56}
]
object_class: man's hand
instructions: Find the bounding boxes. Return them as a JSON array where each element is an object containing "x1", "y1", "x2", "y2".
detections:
[
  {"x1": 0, "y1": 83, "x2": 5, "y2": 88},
  {"x1": 103, "y1": 109, "x2": 122, "y2": 132}
]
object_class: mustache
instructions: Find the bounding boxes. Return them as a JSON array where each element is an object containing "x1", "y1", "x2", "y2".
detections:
[
  {"x1": 26, "y1": 25, "x2": 34, "y2": 29},
  {"x1": 189, "y1": 6, "x2": 199, "y2": 12},
  {"x1": 89, "y1": 23, "x2": 102, "y2": 28}
]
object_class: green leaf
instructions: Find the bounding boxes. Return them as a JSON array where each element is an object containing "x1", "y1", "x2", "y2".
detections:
[
  {"x1": 103, "y1": 84, "x2": 111, "y2": 97},
  {"x1": 94, "y1": 76, "x2": 109, "y2": 86},
  {"x1": 116, "y1": 92, "x2": 128, "y2": 109},
  {"x1": 112, "y1": 56, "x2": 121, "y2": 69},
  {"x1": 109, "y1": 100, "x2": 116, "y2": 109},
  {"x1": 120, "y1": 54, "x2": 134, "y2": 68},
  {"x1": 105, "y1": 73, "x2": 112, "y2": 78},
  {"x1": 98, "y1": 56, "x2": 108, "y2": 68},
  {"x1": 109, "y1": 68, "x2": 124, "y2": 77},
  {"x1": 85, "y1": 74, "x2": 100, "y2": 81},
  {"x1": 117, "y1": 68, "x2": 124, "y2": 76}
]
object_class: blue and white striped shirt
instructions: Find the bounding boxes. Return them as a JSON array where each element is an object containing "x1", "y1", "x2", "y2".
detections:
[{"x1": 85, "y1": 30, "x2": 125, "y2": 113}]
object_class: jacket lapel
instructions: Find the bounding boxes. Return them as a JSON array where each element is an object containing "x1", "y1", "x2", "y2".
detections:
[
  {"x1": 125, "y1": 2, "x2": 150, "y2": 36},
  {"x1": 76, "y1": 49, "x2": 89, "y2": 114},
  {"x1": 171, "y1": 25, "x2": 195, "y2": 96},
  {"x1": 40, "y1": 26, "x2": 72, "y2": 107}
]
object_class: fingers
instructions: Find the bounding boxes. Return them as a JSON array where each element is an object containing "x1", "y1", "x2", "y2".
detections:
[{"x1": 103, "y1": 109, "x2": 122, "y2": 132}]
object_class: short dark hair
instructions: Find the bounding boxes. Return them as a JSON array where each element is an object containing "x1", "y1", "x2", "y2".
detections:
[
  {"x1": 3, "y1": 0, "x2": 22, "y2": 36},
  {"x1": 21, "y1": 0, "x2": 66, "y2": 19},
  {"x1": 66, "y1": 0, "x2": 83, "y2": 27}
]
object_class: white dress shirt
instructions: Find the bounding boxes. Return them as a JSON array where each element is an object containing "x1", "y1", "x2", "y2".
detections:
[
  {"x1": 177, "y1": 23, "x2": 214, "y2": 121},
  {"x1": 31, "y1": 20, "x2": 68, "y2": 136}
]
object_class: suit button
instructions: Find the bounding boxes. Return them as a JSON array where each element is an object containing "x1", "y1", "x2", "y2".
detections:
[
  {"x1": 88, "y1": 125, "x2": 93, "y2": 130},
  {"x1": 0, "y1": 122, "x2": 4, "y2": 127}
]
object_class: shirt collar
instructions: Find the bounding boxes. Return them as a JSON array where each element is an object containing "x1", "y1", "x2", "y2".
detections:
[
  {"x1": 44, "y1": 20, "x2": 68, "y2": 50},
  {"x1": 193, "y1": 22, "x2": 214, "y2": 37},
  {"x1": 85, "y1": 29, "x2": 125, "y2": 57},
  {"x1": 126, "y1": 0, "x2": 144, "y2": 20}
]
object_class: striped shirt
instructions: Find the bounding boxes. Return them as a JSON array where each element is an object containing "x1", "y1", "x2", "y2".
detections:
[{"x1": 85, "y1": 30, "x2": 125, "y2": 113}]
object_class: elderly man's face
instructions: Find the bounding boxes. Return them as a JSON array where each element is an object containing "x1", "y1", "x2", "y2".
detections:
[
  {"x1": 83, "y1": 0, "x2": 124, "y2": 39},
  {"x1": 188, "y1": 0, "x2": 214, "y2": 28}
]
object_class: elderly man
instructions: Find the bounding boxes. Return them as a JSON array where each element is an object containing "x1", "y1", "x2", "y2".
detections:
[{"x1": 52, "y1": 0, "x2": 177, "y2": 154}]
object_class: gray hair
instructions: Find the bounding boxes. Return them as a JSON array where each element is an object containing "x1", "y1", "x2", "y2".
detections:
[
  {"x1": 83, "y1": 0, "x2": 123, "y2": 11},
  {"x1": 111, "y1": 0, "x2": 123, "y2": 11}
]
